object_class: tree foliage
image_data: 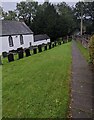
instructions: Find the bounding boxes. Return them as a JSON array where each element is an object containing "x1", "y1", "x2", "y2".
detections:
[
  {"x1": 2, "y1": 11, "x2": 17, "y2": 20},
  {"x1": 74, "y1": 1, "x2": 94, "y2": 34},
  {"x1": 2, "y1": 1, "x2": 94, "y2": 41},
  {"x1": 31, "y1": 2, "x2": 76, "y2": 41},
  {"x1": 16, "y1": 1, "x2": 38, "y2": 25}
]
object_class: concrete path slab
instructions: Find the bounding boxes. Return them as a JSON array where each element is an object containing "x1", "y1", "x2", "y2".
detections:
[{"x1": 71, "y1": 41, "x2": 94, "y2": 119}]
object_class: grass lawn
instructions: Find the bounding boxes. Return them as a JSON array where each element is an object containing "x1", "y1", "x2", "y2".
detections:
[
  {"x1": 76, "y1": 40, "x2": 89, "y2": 62},
  {"x1": 2, "y1": 42, "x2": 72, "y2": 118},
  {"x1": 0, "y1": 65, "x2": 2, "y2": 120}
]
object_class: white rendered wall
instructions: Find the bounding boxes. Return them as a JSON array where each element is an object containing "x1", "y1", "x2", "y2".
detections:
[
  {"x1": 47, "y1": 39, "x2": 50, "y2": 43},
  {"x1": 22, "y1": 34, "x2": 34, "y2": 48},
  {"x1": 0, "y1": 37, "x2": 2, "y2": 55},
  {"x1": 32, "y1": 39, "x2": 50, "y2": 46},
  {"x1": 1, "y1": 34, "x2": 33, "y2": 52}
]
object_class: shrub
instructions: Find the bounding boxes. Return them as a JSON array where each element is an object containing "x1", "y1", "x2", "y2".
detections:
[{"x1": 88, "y1": 35, "x2": 94, "y2": 64}]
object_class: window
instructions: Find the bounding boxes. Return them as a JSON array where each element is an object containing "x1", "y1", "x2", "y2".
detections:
[
  {"x1": 20, "y1": 35, "x2": 24, "y2": 45},
  {"x1": 30, "y1": 42, "x2": 32, "y2": 46},
  {"x1": 8, "y1": 36, "x2": 14, "y2": 47}
]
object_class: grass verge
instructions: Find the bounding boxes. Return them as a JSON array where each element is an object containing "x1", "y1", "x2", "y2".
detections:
[{"x1": 76, "y1": 41, "x2": 89, "y2": 62}]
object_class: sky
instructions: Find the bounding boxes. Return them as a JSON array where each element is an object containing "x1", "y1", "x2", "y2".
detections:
[{"x1": 1, "y1": 0, "x2": 79, "y2": 12}]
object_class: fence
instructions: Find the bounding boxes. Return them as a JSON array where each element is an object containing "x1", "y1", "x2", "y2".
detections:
[{"x1": 74, "y1": 35, "x2": 91, "y2": 48}]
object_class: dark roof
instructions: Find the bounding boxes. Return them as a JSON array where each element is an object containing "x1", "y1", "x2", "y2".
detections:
[
  {"x1": 34, "y1": 34, "x2": 50, "y2": 42},
  {"x1": 0, "y1": 20, "x2": 33, "y2": 36}
]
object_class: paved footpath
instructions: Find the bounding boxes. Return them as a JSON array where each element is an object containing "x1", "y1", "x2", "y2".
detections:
[{"x1": 71, "y1": 40, "x2": 94, "y2": 118}]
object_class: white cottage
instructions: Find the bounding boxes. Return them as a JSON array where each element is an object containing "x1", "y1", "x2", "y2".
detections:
[
  {"x1": 33, "y1": 34, "x2": 50, "y2": 46},
  {"x1": 0, "y1": 20, "x2": 51, "y2": 55},
  {"x1": 0, "y1": 20, "x2": 34, "y2": 54}
]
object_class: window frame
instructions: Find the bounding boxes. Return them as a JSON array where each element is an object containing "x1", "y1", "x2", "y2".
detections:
[
  {"x1": 8, "y1": 36, "x2": 14, "y2": 47},
  {"x1": 20, "y1": 35, "x2": 24, "y2": 45}
]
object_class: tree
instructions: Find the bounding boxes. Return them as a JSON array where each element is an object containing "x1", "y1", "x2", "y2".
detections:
[
  {"x1": 3, "y1": 10, "x2": 17, "y2": 20},
  {"x1": 0, "y1": 6, "x2": 3, "y2": 16},
  {"x1": 31, "y1": 2, "x2": 60, "y2": 41},
  {"x1": 0, "y1": 6, "x2": 4, "y2": 19},
  {"x1": 85, "y1": 2, "x2": 94, "y2": 34},
  {"x1": 56, "y1": 2, "x2": 76, "y2": 36},
  {"x1": 31, "y1": 2, "x2": 77, "y2": 41},
  {"x1": 16, "y1": 1, "x2": 38, "y2": 25},
  {"x1": 74, "y1": 2, "x2": 94, "y2": 34}
]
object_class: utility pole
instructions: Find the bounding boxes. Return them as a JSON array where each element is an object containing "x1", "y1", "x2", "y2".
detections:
[
  {"x1": 80, "y1": 0, "x2": 85, "y2": 36},
  {"x1": 80, "y1": 2, "x2": 83, "y2": 36}
]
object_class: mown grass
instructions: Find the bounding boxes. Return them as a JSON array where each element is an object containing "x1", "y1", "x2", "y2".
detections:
[
  {"x1": 76, "y1": 41, "x2": 89, "y2": 62},
  {"x1": 0, "y1": 65, "x2": 2, "y2": 120},
  {"x1": 2, "y1": 42, "x2": 72, "y2": 118}
]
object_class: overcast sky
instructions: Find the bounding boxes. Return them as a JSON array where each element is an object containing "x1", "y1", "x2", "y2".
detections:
[{"x1": 1, "y1": 0, "x2": 79, "y2": 12}]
